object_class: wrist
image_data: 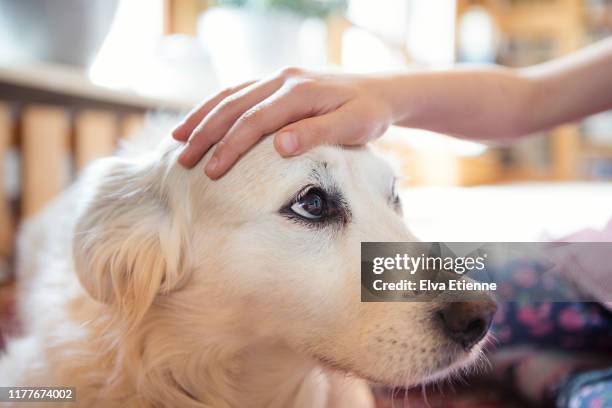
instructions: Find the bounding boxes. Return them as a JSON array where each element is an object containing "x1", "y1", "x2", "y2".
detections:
[{"x1": 360, "y1": 74, "x2": 416, "y2": 126}]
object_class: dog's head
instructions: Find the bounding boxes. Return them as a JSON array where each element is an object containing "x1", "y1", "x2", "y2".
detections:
[{"x1": 73, "y1": 136, "x2": 495, "y2": 387}]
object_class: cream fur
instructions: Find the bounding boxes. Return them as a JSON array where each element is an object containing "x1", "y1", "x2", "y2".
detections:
[{"x1": 0, "y1": 132, "x2": 487, "y2": 407}]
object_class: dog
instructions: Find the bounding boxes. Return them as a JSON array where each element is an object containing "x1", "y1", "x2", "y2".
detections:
[{"x1": 0, "y1": 132, "x2": 496, "y2": 407}]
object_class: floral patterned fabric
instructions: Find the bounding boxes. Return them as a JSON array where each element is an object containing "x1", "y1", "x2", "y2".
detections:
[
  {"x1": 558, "y1": 367, "x2": 612, "y2": 408},
  {"x1": 494, "y1": 301, "x2": 612, "y2": 351},
  {"x1": 485, "y1": 243, "x2": 612, "y2": 351},
  {"x1": 486, "y1": 240, "x2": 612, "y2": 406},
  {"x1": 490, "y1": 347, "x2": 612, "y2": 407}
]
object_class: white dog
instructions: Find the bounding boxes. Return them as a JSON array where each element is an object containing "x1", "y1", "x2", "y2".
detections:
[{"x1": 0, "y1": 133, "x2": 495, "y2": 407}]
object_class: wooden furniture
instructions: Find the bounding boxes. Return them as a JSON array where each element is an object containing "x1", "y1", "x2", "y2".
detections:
[
  {"x1": 496, "y1": 0, "x2": 583, "y2": 181},
  {"x1": 20, "y1": 105, "x2": 71, "y2": 218},
  {"x1": 457, "y1": 0, "x2": 612, "y2": 182},
  {"x1": 0, "y1": 106, "x2": 12, "y2": 259},
  {"x1": 0, "y1": 62, "x2": 192, "y2": 274},
  {"x1": 164, "y1": 0, "x2": 209, "y2": 35}
]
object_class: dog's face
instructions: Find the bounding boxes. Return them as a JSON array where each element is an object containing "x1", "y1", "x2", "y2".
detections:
[{"x1": 74, "y1": 137, "x2": 494, "y2": 388}]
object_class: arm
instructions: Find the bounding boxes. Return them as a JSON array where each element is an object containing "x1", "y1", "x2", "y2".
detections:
[
  {"x1": 387, "y1": 36, "x2": 612, "y2": 139},
  {"x1": 174, "y1": 37, "x2": 612, "y2": 178},
  {"x1": 368, "y1": 67, "x2": 533, "y2": 140},
  {"x1": 521, "y1": 36, "x2": 612, "y2": 133}
]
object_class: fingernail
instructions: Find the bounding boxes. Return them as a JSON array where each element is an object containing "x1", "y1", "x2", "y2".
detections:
[
  {"x1": 278, "y1": 132, "x2": 298, "y2": 154},
  {"x1": 205, "y1": 156, "x2": 219, "y2": 175}
]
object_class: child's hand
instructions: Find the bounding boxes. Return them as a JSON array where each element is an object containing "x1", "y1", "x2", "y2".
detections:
[
  {"x1": 173, "y1": 68, "x2": 394, "y2": 179},
  {"x1": 174, "y1": 38, "x2": 612, "y2": 179}
]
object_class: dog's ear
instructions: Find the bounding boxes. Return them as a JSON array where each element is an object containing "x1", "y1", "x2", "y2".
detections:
[{"x1": 73, "y1": 156, "x2": 189, "y2": 325}]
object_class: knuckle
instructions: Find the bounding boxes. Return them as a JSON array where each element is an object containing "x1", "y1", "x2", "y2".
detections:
[
  {"x1": 218, "y1": 86, "x2": 236, "y2": 99},
  {"x1": 278, "y1": 66, "x2": 303, "y2": 79},
  {"x1": 239, "y1": 107, "x2": 263, "y2": 126},
  {"x1": 216, "y1": 95, "x2": 240, "y2": 113},
  {"x1": 216, "y1": 139, "x2": 241, "y2": 158}
]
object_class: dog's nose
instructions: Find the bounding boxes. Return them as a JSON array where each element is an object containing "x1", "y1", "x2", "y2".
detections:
[{"x1": 438, "y1": 300, "x2": 497, "y2": 349}]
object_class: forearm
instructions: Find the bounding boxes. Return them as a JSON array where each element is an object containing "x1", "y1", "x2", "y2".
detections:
[
  {"x1": 521, "y1": 37, "x2": 612, "y2": 133},
  {"x1": 370, "y1": 37, "x2": 612, "y2": 140},
  {"x1": 175, "y1": 38, "x2": 612, "y2": 178},
  {"x1": 369, "y1": 67, "x2": 533, "y2": 140}
]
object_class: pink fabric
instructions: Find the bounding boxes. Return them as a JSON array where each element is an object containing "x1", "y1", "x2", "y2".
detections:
[{"x1": 558, "y1": 218, "x2": 612, "y2": 311}]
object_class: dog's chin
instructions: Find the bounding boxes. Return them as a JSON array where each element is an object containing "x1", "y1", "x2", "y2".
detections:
[
  {"x1": 312, "y1": 335, "x2": 490, "y2": 389},
  {"x1": 385, "y1": 335, "x2": 491, "y2": 389}
]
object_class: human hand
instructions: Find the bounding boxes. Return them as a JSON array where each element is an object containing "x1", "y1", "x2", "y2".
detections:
[{"x1": 173, "y1": 68, "x2": 394, "y2": 179}]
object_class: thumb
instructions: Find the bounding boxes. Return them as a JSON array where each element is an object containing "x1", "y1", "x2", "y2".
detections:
[{"x1": 273, "y1": 108, "x2": 368, "y2": 157}]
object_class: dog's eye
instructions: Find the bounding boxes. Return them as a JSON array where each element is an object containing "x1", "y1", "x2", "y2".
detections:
[
  {"x1": 280, "y1": 186, "x2": 349, "y2": 227},
  {"x1": 291, "y1": 190, "x2": 325, "y2": 219}
]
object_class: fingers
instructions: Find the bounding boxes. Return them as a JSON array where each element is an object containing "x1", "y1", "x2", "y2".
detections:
[
  {"x1": 173, "y1": 68, "x2": 391, "y2": 179},
  {"x1": 203, "y1": 87, "x2": 314, "y2": 178},
  {"x1": 172, "y1": 80, "x2": 256, "y2": 142},
  {"x1": 177, "y1": 76, "x2": 283, "y2": 168},
  {"x1": 273, "y1": 101, "x2": 381, "y2": 157}
]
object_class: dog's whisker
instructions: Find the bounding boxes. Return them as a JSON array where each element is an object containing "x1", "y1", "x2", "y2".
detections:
[{"x1": 421, "y1": 383, "x2": 432, "y2": 408}]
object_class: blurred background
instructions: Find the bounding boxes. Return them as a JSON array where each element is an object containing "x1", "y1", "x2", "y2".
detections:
[
  {"x1": 1, "y1": 2, "x2": 612, "y2": 407},
  {"x1": 0, "y1": 0, "x2": 611, "y2": 276},
  {"x1": 0, "y1": 1, "x2": 610, "y2": 263}
]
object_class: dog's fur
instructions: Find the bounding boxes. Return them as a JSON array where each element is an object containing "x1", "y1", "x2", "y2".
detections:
[{"x1": 0, "y1": 134, "x2": 488, "y2": 407}]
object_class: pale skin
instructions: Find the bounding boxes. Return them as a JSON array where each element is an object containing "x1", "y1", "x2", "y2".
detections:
[{"x1": 173, "y1": 37, "x2": 612, "y2": 179}]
